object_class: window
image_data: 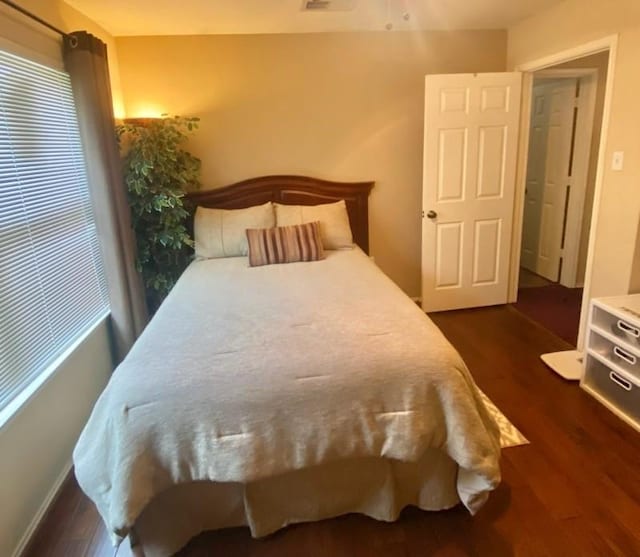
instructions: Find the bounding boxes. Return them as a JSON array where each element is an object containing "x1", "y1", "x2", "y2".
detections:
[{"x1": 0, "y1": 48, "x2": 110, "y2": 415}]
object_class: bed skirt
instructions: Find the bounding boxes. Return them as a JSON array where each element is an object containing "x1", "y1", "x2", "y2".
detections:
[{"x1": 132, "y1": 449, "x2": 461, "y2": 557}]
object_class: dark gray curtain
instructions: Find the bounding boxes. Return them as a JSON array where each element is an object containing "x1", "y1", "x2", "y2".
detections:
[{"x1": 63, "y1": 31, "x2": 148, "y2": 363}]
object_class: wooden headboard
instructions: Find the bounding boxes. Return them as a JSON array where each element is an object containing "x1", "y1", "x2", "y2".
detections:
[{"x1": 185, "y1": 175, "x2": 375, "y2": 253}]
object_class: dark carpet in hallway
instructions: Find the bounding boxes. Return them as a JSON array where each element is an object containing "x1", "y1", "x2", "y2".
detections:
[{"x1": 512, "y1": 284, "x2": 583, "y2": 345}]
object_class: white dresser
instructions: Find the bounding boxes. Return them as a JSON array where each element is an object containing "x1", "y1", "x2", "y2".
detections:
[{"x1": 582, "y1": 294, "x2": 640, "y2": 432}]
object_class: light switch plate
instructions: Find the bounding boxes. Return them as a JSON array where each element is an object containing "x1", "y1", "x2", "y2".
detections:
[{"x1": 612, "y1": 151, "x2": 624, "y2": 171}]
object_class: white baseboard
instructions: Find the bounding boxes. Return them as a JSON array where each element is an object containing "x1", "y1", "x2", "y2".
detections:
[{"x1": 12, "y1": 460, "x2": 73, "y2": 557}]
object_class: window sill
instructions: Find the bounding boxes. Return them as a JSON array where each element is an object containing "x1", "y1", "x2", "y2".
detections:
[{"x1": 0, "y1": 311, "x2": 111, "y2": 432}]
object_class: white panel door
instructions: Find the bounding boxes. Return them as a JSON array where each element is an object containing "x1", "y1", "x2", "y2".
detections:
[
  {"x1": 521, "y1": 82, "x2": 553, "y2": 272},
  {"x1": 422, "y1": 73, "x2": 522, "y2": 312},
  {"x1": 535, "y1": 80, "x2": 577, "y2": 281}
]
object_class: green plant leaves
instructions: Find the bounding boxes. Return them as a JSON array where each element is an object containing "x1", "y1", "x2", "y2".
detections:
[{"x1": 116, "y1": 115, "x2": 201, "y2": 313}]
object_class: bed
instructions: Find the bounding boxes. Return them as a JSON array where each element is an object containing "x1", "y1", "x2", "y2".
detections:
[{"x1": 73, "y1": 176, "x2": 501, "y2": 557}]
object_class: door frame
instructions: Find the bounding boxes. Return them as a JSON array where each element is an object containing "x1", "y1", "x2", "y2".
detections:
[
  {"x1": 508, "y1": 35, "x2": 619, "y2": 352},
  {"x1": 530, "y1": 68, "x2": 599, "y2": 288}
]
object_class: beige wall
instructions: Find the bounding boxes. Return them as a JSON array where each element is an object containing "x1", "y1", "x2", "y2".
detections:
[
  {"x1": 116, "y1": 31, "x2": 507, "y2": 296},
  {"x1": 629, "y1": 222, "x2": 640, "y2": 294},
  {"x1": 1, "y1": 3, "x2": 117, "y2": 556},
  {"x1": 630, "y1": 221, "x2": 640, "y2": 293},
  {"x1": 553, "y1": 51, "x2": 609, "y2": 285},
  {"x1": 509, "y1": 0, "x2": 640, "y2": 299},
  {"x1": 0, "y1": 321, "x2": 112, "y2": 557}
]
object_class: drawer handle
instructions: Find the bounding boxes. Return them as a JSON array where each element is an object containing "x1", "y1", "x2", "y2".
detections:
[
  {"x1": 617, "y1": 320, "x2": 640, "y2": 338},
  {"x1": 613, "y1": 346, "x2": 637, "y2": 366},
  {"x1": 609, "y1": 372, "x2": 633, "y2": 392}
]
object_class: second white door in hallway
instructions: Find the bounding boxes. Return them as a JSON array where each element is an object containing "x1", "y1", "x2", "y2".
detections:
[{"x1": 521, "y1": 79, "x2": 577, "y2": 282}]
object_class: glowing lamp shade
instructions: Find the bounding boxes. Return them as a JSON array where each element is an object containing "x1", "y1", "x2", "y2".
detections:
[
  {"x1": 125, "y1": 102, "x2": 167, "y2": 119},
  {"x1": 112, "y1": 99, "x2": 126, "y2": 120}
]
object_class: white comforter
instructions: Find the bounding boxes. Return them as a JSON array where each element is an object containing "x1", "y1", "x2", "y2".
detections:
[{"x1": 74, "y1": 248, "x2": 501, "y2": 544}]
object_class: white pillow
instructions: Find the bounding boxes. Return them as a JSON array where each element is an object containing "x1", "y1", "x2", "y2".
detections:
[
  {"x1": 275, "y1": 200, "x2": 353, "y2": 249},
  {"x1": 194, "y1": 202, "x2": 275, "y2": 259}
]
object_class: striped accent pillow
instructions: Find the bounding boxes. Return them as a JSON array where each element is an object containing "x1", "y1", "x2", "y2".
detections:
[{"x1": 246, "y1": 221, "x2": 325, "y2": 267}]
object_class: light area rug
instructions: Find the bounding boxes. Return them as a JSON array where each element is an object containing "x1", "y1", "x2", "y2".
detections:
[{"x1": 479, "y1": 390, "x2": 529, "y2": 448}]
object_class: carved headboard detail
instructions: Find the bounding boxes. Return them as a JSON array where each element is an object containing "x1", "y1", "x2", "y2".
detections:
[{"x1": 185, "y1": 175, "x2": 375, "y2": 253}]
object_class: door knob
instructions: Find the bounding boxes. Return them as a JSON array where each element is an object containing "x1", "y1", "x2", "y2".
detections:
[{"x1": 426, "y1": 210, "x2": 438, "y2": 219}]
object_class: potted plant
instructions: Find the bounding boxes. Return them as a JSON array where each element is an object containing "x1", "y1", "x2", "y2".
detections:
[{"x1": 117, "y1": 115, "x2": 201, "y2": 313}]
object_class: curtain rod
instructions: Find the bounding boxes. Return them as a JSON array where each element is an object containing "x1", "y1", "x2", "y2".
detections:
[{"x1": 0, "y1": 0, "x2": 68, "y2": 38}]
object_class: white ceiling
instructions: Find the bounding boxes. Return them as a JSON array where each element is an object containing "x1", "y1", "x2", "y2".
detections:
[{"x1": 64, "y1": 0, "x2": 564, "y2": 37}]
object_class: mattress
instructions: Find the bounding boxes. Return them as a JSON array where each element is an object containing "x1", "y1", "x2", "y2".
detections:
[{"x1": 73, "y1": 247, "x2": 502, "y2": 549}]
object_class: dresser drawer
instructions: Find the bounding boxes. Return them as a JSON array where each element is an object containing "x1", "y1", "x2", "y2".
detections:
[
  {"x1": 589, "y1": 330, "x2": 640, "y2": 381},
  {"x1": 592, "y1": 305, "x2": 640, "y2": 346},
  {"x1": 583, "y1": 356, "x2": 640, "y2": 425}
]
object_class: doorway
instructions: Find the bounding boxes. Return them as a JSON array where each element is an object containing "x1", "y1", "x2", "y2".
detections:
[{"x1": 513, "y1": 51, "x2": 610, "y2": 346}]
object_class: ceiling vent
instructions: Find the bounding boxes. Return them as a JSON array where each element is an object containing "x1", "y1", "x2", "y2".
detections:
[{"x1": 302, "y1": 0, "x2": 357, "y2": 11}]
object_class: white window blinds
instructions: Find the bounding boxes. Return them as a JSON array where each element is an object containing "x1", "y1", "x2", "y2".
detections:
[{"x1": 0, "y1": 48, "x2": 110, "y2": 414}]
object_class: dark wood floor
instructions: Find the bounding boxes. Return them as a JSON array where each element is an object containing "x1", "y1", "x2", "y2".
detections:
[{"x1": 24, "y1": 305, "x2": 640, "y2": 557}]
